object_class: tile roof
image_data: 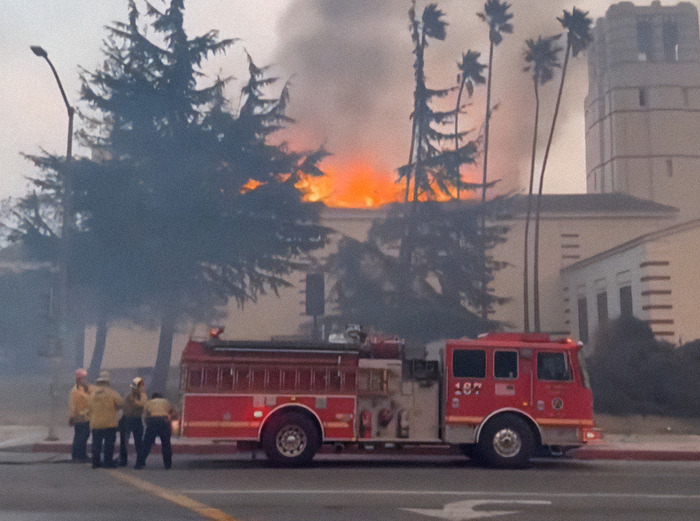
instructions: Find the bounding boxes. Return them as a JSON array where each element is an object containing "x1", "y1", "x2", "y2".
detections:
[{"x1": 499, "y1": 193, "x2": 678, "y2": 215}]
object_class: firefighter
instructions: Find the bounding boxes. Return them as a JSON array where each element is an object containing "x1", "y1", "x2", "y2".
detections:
[
  {"x1": 118, "y1": 377, "x2": 147, "y2": 467},
  {"x1": 68, "y1": 368, "x2": 92, "y2": 461},
  {"x1": 135, "y1": 393, "x2": 176, "y2": 470},
  {"x1": 88, "y1": 371, "x2": 123, "y2": 468}
]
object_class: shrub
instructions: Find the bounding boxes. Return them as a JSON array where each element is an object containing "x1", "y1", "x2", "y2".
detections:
[{"x1": 588, "y1": 317, "x2": 676, "y2": 416}]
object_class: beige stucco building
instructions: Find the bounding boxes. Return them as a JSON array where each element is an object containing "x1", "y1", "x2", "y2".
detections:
[
  {"x1": 585, "y1": 1, "x2": 700, "y2": 219},
  {"x1": 490, "y1": 194, "x2": 678, "y2": 337},
  {"x1": 561, "y1": 0, "x2": 700, "y2": 344}
]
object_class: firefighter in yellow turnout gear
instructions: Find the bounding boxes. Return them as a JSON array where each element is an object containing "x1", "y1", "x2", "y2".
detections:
[
  {"x1": 68, "y1": 368, "x2": 92, "y2": 461},
  {"x1": 88, "y1": 371, "x2": 123, "y2": 468},
  {"x1": 135, "y1": 393, "x2": 175, "y2": 469},
  {"x1": 119, "y1": 377, "x2": 147, "y2": 466}
]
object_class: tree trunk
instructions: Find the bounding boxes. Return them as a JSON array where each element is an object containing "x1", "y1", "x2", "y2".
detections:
[
  {"x1": 533, "y1": 43, "x2": 571, "y2": 332},
  {"x1": 88, "y1": 308, "x2": 108, "y2": 381},
  {"x1": 454, "y1": 81, "x2": 465, "y2": 200},
  {"x1": 405, "y1": 9, "x2": 421, "y2": 204},
  {"x1": 523, "y1": 80, "x2": 540, "y2": 332},
  {"x1": 151, "y1": 309, "x2": 177, "y2": 394},
  {"x1": 482, "y1": 40, "x2": 494, "y2": 206},
  {"x1": 74, "y1": 320, "x2": 85, "y2": 370},
  {"x1": 480, "y1": 41, "x2": 495, "y2": 322}
]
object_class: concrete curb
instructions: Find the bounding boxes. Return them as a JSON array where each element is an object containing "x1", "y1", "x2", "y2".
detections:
[
  {"x1": 28, "y1": 440, "x2": 700, "y2": 462},
  {"x1": 567, "y1": 448, "x2": 700, "y2": 461}
]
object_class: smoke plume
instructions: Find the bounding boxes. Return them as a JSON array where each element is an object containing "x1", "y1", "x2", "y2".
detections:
[{"x1": 273, "y1": 0, "x2": 609, "y2": 199}]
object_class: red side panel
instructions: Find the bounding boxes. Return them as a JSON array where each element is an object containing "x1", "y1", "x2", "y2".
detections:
[
  {"x1": 181, "y1": 394, "x2": 357, "y2": 441},
  {"x1": 182, "y1": 395, "x2": 262, "y2": 439}
]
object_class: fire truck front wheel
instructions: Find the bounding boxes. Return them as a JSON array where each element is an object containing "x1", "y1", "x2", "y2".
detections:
[
  {"x1": 262, "y1": 411, "x2": 320, "y2": 466},
  {"x1": 478, "y1": 414, "x2": 535, "y2": 469}
]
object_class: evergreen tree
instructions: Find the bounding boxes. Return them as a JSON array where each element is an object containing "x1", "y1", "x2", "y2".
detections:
[
  {"x1": 401, "y1": 1, "x2": 479, "y2": 203},
  {"x1": 6, "y1": 155, "x2": 94, "y2": 368},
  {"x1": 19, "y1": 0, "x2": 330, "y2": 391},
  {"x1": 329, "y1": 200, "x2": 508, "y2": 344},
  {"x1": 329, "y1": 2, "x2": 507, "y2": 343}
]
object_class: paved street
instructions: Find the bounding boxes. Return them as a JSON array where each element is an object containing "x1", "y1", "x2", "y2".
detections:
[{"x1": 1, "y1": 454, "x2": 699, "y2": 520}]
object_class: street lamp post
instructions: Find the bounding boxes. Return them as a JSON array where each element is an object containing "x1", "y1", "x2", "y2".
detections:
[{"x1": 31, "y1": 45, "x2": 75, "y2": 441}]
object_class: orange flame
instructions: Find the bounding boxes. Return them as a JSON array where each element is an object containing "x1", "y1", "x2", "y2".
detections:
[
  {"x1": 240, "y1": 178, "x2": 264, "y2": 194},
  {"x1": 297, "y1": 159, "x2": 404, "y2": 208},
  {"x1": 294, "y1": 158, "x2": 481, "y2": 208}
]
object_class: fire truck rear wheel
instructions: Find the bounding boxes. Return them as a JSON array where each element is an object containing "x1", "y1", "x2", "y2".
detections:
[
  {"x1": 262, "y1": 412, "x2": 320, "y2": 466},
  {"x1": 478, "y1": 414, "x2": 534, "y2": 469}
]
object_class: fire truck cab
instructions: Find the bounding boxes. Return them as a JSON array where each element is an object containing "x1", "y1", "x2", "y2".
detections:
[{"x1": 179, "y1": 330, "x2": 598, "y2": 468}]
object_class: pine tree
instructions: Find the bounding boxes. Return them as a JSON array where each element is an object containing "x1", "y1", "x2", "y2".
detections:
[
  {"x1": 329, "y1": 2, "x2": 507, "y2": 343},
  {"x1": 27, "y1": 0, "x2": 329, "y2": 391},
  {"x1": 401, "y1": 1, "x2": 478, "y2": 203}
]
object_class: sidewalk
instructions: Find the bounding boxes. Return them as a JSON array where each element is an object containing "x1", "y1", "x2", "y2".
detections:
[
  {"x1": 568, "y1": 433, "x2": 700, "y2": 461},
  {"x1": 1, "y1": 424, "x2": 698, "y2": 463}
]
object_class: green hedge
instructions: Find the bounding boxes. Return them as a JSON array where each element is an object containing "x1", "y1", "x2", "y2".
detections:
[{"x1": 588, "y1": 317, "x2": 700, "y2": 417}]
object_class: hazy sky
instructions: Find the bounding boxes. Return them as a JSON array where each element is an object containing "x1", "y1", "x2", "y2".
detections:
[{"x1": 2, "y1": 0, "x2": 696, "y2": 206}]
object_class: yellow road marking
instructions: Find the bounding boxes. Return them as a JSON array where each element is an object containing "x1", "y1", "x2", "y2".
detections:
[{"x1": 106, "y1": 469, "x2": 241, "y2": 521}]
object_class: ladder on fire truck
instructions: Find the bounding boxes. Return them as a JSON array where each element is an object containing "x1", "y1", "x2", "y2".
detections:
[{"x1": 182, "y1": 340, "x2": 363, "y2": 395}]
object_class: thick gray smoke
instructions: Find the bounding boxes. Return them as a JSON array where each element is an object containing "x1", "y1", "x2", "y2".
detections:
[{"x1": 273, "y1": 0, "x2": 609, "y2": 196}]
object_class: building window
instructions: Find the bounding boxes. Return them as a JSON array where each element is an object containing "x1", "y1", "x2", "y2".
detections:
[
  {"x1": 637, "y1": 20, "x2": 653, "y2": 61},
  {"x1": 666, "y1": 158, "x2": 673, "y2": 177},
  {"x1": 682, "y1": 88, "x2": 689, "y2": 107},
  {"x1": 577, "y1": 297, "x2": 589, "y2": 343},
  {"x1": 662, "y1": 21, "x2": 679, "y2": 62},
  {"x1": 597, "y1": 291, "x2": 608, "y2": 327},
  {"x1": 620, "y1": 285, "x2": 633, "y2": 317}
]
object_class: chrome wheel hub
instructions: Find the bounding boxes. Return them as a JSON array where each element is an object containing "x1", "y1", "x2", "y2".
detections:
[
  {"x1": 276, "y1": 425, "x2": 307, "y2": 457},
  {"x1": 492, "y1": 428, "x2": 522, "y2": 458}
]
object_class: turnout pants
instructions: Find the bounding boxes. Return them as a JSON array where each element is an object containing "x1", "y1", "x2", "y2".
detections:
[
  {"x1": 136, "y1": 417, "x2": 172, "y2": 469},
  {"x1": 119, "y1": 415, "x2": 144, "y2": 465},
  {"x1": 71, "y1": 421, "x2": 90, "y2": 460},
  {"x1": 91, "y1": 427, "x2": 117, "y2": 468}
]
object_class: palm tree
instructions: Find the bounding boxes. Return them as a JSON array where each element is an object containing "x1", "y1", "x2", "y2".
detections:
[
  {"x1": 522, "y1": 36, "x2": 562, "y2": 331},
  {"x1": 532, "y1": 7, "x2": 593, "y2": 331},
  {"x1": 405, "y1": 0, "x2": 448, "y2": 204},
  {"x1": 454, "y1": 50, "x2": 486, "y2": 199},
  {"x1": 477, "y1": 0, "x2": 513, "y2": 206},
  {"x1": 476, "y1": 0, "x2": 512, "y2": 321}
]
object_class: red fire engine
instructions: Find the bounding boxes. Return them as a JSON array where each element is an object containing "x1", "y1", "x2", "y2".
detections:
[{"x1": 179, "y1": 329, "x2": 600, "y2": 468}]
